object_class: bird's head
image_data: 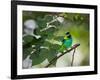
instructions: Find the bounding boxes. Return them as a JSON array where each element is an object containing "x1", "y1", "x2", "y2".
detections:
[
  {"x1": 65, "y1": 32, "x2": 72, "y2": 38},
  {"x1": 66, "y1": 32, "x2": 70, "y2": 35}
]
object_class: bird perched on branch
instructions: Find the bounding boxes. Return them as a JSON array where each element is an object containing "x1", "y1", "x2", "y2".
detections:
[{"x1": 59, "y1": 32, "x2": 73, "y2": 53}]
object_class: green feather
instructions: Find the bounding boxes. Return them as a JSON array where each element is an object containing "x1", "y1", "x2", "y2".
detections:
[{"x1": 58, "y1": 34, "x2": 72, "y2": 52}]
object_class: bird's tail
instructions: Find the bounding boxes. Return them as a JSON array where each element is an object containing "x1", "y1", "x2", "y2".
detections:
[{"x1": 58, "y1": 44, "x2": 66, "y2": 53}]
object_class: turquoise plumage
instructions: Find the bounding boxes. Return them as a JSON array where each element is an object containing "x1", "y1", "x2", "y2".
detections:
[{"x1": 59, "y1": 32, "x2": 73, "y2": 52}]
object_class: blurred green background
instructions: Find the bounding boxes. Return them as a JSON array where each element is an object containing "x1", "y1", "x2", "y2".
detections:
[{"x1": 22, "y1": 11, "x2": 90, "y2": 68}]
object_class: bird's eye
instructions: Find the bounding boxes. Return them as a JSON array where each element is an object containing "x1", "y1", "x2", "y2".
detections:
[{"x1": 66, "y1": 32, "x2": 70, "y2": 35}]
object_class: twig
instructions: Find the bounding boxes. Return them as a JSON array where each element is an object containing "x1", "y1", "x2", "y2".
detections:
[
  {"x1": 71, "y1": 48, "x2": 76, "y2": 66},
  {"x1": 45, "y1": 43, "x2": 80, "y2": 68}
]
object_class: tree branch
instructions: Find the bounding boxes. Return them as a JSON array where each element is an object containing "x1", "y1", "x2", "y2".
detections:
[
  {"x1": 71, "y1": 48, "x2": 76, "y2": 66},
  {"x1": 45, "y1": 43, "x2": 80, "y2": 68}
]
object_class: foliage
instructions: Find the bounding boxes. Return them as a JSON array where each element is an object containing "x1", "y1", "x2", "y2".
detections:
[{"x1": 23, "y1": 11, "x2": 89, "y2": 68}]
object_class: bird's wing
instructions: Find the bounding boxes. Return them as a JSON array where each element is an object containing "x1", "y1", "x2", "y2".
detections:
[{"x1": 62, "y1": 39, "x2": 65, "y2": 43}]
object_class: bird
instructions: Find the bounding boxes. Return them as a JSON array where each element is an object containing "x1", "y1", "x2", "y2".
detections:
[{"x1": 58, "y1": 32, "x2": 73, "y2": 53}]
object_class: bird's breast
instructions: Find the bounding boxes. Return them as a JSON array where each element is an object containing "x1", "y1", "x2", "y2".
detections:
[{"x1": 63, "y1": 38, "x2": 72, "y2": 48}]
